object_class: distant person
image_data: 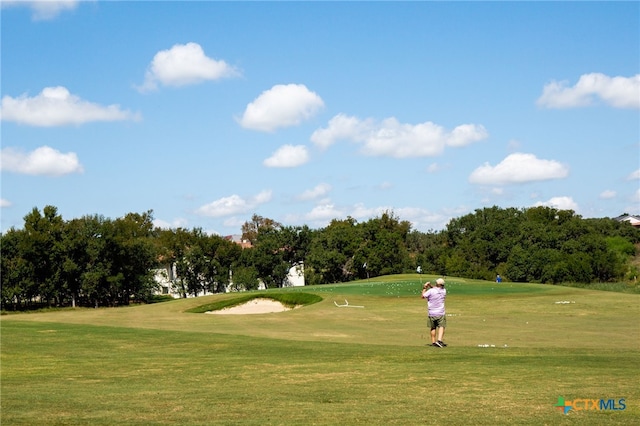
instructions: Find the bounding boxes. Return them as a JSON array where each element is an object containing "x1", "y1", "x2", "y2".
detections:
[
  {"x1": 496, "y1": 274, "x2": 502, "y2": 283},
  {"x1": 421, "y1": 278, "x2": 447, "y2": 348}
]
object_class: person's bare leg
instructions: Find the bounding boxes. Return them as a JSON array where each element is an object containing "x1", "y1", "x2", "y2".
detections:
[
  {"x1": 430, "y1": 328, "x2": 436, "y2": 343},
  {"x1": 437, "y1": 327, "x2": 445, "y2": 343}
]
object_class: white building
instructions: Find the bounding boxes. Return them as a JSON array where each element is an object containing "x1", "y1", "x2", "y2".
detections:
[
  {"x1": 153, "y1": 262, "x2": 305, "y2": 298},
  {"x1": 283, "y1": 262, "x2": 305, "y2": 287},
  {"x1": 152, "y1": 263, "x2": 215, "y2": 298}
]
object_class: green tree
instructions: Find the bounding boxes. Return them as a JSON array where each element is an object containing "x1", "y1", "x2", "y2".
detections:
[
  {"x1": 504, "y1": 244, "x2": 530, "y2": 283},
  {"x1": 229, "y1": 265, "x2": 259, "y2": 291},
  {"x1": 249, "y1": 227, "x2": 290, "y2": 288},
  {"x1": 60, "y1": 217, "x2": 94, "y2": 307},
  {"x1": 155, "y1": 227, "x2": 198, "y2": 297},
  {"x1": 20, "y1": 206, "x2": 66, "y2": 306},
  {"x1": 109, "y1": 211, "x2": 157, "y2": 304},
  {"x1": 358, "y1": 211, "x2": 411, "y2": 277},
  {"x1": 241, "y1": 214, "x2": 282, "y2": 245},
  {"x1": 444, "y1": 207, "x2": 519, "y2": 279},
  {"x1": 82, "y1": 216, "x2": 121, "y2": 307},
  {"x1": 206, "y1": 235, "x2": 243, "y2": 293},
  {"x1": 0, "y1": 228, "x2": 34, "y2": 310},
  {"x1": 306, "y1": 217, "x2": 361, "y2": 284}
]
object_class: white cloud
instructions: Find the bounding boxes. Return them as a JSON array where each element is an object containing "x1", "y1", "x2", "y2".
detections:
[
  {"x1": 599, "y1": 190, "x2": 616, "y2": 199},
  {"x1": 447, "y1": 123, "x2": 489, "y2": 147},
  {"x1": 0, "y1": 86, "x2": 140, "y2": 127},
  {"x1": 468, "y1": 153, "x2": 569, "y2": 185},
  {"x1": 0, "y1": 199, "x2": 12, "y2": 208},
  {"x1": 427, "y1": 162, "x2": 443, "y2": 173},
  {"x1": 301, "y1": 203, "x2": 457, "y2": 232},
  {"x1": 311, "y1": 114, "x2": 487, "y2": 158},
  {"x1": 239, "y1": 84, "x2": 324, "y2": 132},
  {"x1": 310, "y1": 114, "x2": 374, "y2": 149},
  {"x1": 537, "y1": 73, "x2": 640, "y2": 109},
  {"x1": 627, "y1": 169, "x2": 640, "y2": 180},
  {"x1": 298, "y1": 183, "x2": 332, "y2": 201},
  {"x1": 263, "y1": 145, "x2": 309, "y2": 168},
  {"x1": 0, "y1": 146, "x2": 84, "y2": 176},
  {"x1": 631, "y1": 188, "x2": 640, "y2": 203},
  {"x1": 138, "y1": 42, "x2": 240, "y2": 92},
  {"x1": 350, "y1": 203, "x2": 389, "y2": 220},
  {"x1": 195, "y1": 190, "x2": 272, "y2": 217},
  {"x1": 507, "y1": 139, "x2": 522, "y2": 152},
  {"x1": 533, "y1": 196, "x2": 578, "y2": 211},
  {"x1": 393, "y1": 206, "x2": 451, "y2": 231},
  {"x1": 222, "y1": 216, "x2": 247, "y2": 230},
  {"x1": 2, "y1": 0, "x2": 81, "y2": 21},
  {"x1": 153, "y1": 217, "x2": 188, "y2": 230},
  {"x1": 286, "y1": 201, "x2": 461, "y2": 232},
  {"x1": 304, "y1": 203, "x2": 344, "y2": 222},
  {"x1": 252, "y1": 190, "x2": 272, "y2": 204},
  {"x1": 365, "y1": 118, "x2": 447, "y2": 157}
]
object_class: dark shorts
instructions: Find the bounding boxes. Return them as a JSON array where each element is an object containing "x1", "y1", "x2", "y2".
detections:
[{"x1": 427, "y1": 315, "x2": 446, "y2": 330}]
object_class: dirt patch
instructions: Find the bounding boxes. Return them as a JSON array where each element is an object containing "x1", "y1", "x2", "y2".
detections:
[{"x1": 205, "y1": 298, "x2": 293, "y2": 315}]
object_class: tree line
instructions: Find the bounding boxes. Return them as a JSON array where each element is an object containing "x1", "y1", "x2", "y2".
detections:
[{"x1": 2, "y1": 205, "x2": 638, "y2": 310}]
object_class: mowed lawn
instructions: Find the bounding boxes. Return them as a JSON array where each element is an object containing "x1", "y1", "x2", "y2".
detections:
[{"x1": 2, "y1": 276, "x2": 639, "y2": 425}]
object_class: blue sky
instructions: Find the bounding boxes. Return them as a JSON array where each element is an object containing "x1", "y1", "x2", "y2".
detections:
[{"x1": 1, "y1": 1, "x2": 639, "y2": 235}]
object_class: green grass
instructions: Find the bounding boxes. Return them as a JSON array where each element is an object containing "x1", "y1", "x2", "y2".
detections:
[
  {"x1": 185, "y1": 292, "x2": 323, "y2": 313},
  {"x1": 2, "y1": 275, "x2": 639, "y2": 425},
  {"x1": 557, "y1": 280, "x2": 640, "y2": 294}
]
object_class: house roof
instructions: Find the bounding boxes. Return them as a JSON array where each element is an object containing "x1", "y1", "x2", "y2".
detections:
[
  {"x1": 224, "y1": 234, "x2": 253, "y2": 248},
  {"x1": 614, "y1": 214, "x2": 640, "y2": 227}
]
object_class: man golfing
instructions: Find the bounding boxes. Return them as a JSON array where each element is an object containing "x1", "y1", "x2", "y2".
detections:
[{"x1": 421, "y1": 278, "x2": 447, "y2": 348}]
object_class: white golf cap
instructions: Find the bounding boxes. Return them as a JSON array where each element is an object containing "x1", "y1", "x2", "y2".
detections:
[{"x1": 436, "y1": 278, "x2": 445, "y2": 285}]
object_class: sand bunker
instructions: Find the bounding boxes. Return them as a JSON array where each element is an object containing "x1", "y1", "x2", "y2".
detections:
[{"x1": 205, "y1": 298, "x2": 292, "y2": 315}]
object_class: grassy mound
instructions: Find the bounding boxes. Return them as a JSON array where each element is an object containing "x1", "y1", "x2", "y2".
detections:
[{"x1": 185, "y1": 292, "x2": 323, "y2": 313}]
